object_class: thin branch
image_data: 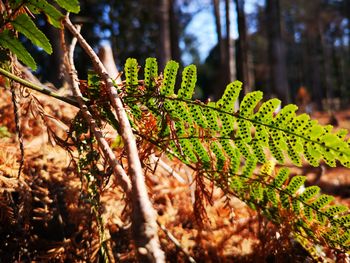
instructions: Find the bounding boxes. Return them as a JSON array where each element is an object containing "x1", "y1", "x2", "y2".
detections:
[
  {"x1": 157, "y1": 220, "x2": 197, "y2": 263},
  {"x1": 9, "y1": 62, "x2": 24, "y2": 179},
  {"x1": 64, "y1": 25, "x2": 132, "y2": 196},
  {"x1": 0, "y1": 67, "x2": 80, "y2": 107},
  {"x1": 64, "y1": 17, "x2": 165, "y2": 262},
  {"x1": 149, "y1": 154, "x2": 187, "y2": 184}
]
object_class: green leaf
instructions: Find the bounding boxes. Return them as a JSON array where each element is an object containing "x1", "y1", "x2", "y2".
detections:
[
  {"x1": 0, "y1": 30, "x2": 36, "y2": 70},
  {"x1": 324, "y1": 205, "x2": 348, "y2": 217},
  {"x1": 311, "y1": 195, "x2": 334, "y2": 210},
  {"x1": 242, "y1": 155, "x2": 257, "y2": 180},
  {"x1": 144, "y1": 57, "x2": 158, "y2": 90},
  {"x1": 272, "y1": 168, "x2": 289, "y2": 188},
  {"x1": 211, "y1": 141, "x2": 226, "y2": 171},
  {"x1": 54, "y1": 0, "x2": 80, "y2": 13},
  {"x1": 28, "y1": 0, "x2": 64, "y2": 28},
  {"x1": 178, "y1": 64, "x2": 196, "y2": 99},
  {"x1": 11, "y1": 14, "x2": 52, "y2": 54},
  {"x1": 124, "y1": 58, "x2": 139, "y2": 93},
  {"x1": 202, "y1": 102, "x2": 220, "y2": 131},
  {"x1": 216, "y1": 81, "x2": 242, "y2": 112},
  {"x1": 299, "y1": 186, "x2": 320, "y2": 202},
  {"x1": 160, "y1": 60, "x2": 178, "y2": 96},
  {"x1": 285, "y1": 176, "x2": 306, "y2": 195}
]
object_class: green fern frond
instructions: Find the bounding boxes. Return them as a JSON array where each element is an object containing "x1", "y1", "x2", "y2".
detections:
[
  {"x1": 144, "y1": 57, "x2": 158, "y2": 90},
  {"x1": 117, "y1": 58, "x2": 350, "y2": 253},
  {"x1": 124, "y1": 58, "x2": 139, "y2": 93},
  {"x1": 160, "y1": 60, "x2": 179, "y2": 96},
  {"x1": 178, "y1": 65, "x2": 196, "y2": 99}
]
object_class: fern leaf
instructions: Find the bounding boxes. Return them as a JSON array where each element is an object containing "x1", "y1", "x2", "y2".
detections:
[
  {"x1": 230, "y1": 176, "x2": 243, "y2": 191},
  {"x1": 160, "y1": 60, "x2": 178, "y2": 96},
  {"x1": 178, "y1": 65, "x2": 196, "y2": 99},
  {"x1": 178, "y1": 138, "x2": 198, "y2": 163},
  {"x1": 299, "y1": 186, "x2": 320, "y2": 202},
  {"x1": 250, "y1": 140, "x2": 266, "y2": 163},
  {"x1": 191, "y1": 137, "x2": 211, "y2": 168},
  {"x1": 167, "y1": 140, "x2": 187, "y2": 163},
  {"x1": 242, "y1": 155, "x2": 257, "y2": 180},
  {"x1": 337, "y1": 230, "x2": 350, "y2": 245},
  {"x1": 239, "y1": 91, "x2": 263, "y2": 117},
  {"x1": 292, "y1": 198, "x2": 301, "y2": 213},
  {"x1": 269, "y1": 137, "x2": 285, "y2": 163},
  {"x1": 304, "y1": 142, "x2": 321, "y2": 167},
  {"x1": 235, "y1": 139, "x2": 251, "y2": 158},
  {"x1": 324, "y1": 205, "x2": 348, "y2": 217},
  {"x1": 271, "y1": 168, "x2": 289, "y2": 188},
  {"x1": 144, "y1": 57, "x2": 158, "y2": 90},
  {"x1": 216, "y1": 81, "x2": 242, "y2": 135},
  {"x1": 11, "y1": 14, "x2": 52, "y2": 54},
  {"x1": 202, "y1": 102, "x2": 220, "y2": 131},
  {"x1": 337, "y1": 214, "x2": 350, "y2": 227},
  {"x1": 211, "y1": 141, "x2": 226, "y2": 171},
  {"x1": 174, "y1": 102, "x2": 193, "y2": 124},
  {"x1": 219, "y1": 140, "x2": 240, "y2": 174},
  {"x1": 190, "y1": 104, "x2": 208, "y2": 128},
  {"x1": 260, "y1": 160, "x2": 275, "y2": 176},
  {"x1": 124, "y1": 58, "x2": 139, "y2": 93},
  {"x1": 216, "y1": 81, "x2": 242, "y2": 112},
  {"x1": 285, "y1": 176, "x2": 306, "y2": 195},
  {"x1": 253, "y1": 98, "x2": 280, "y2": 123},
  {"x1": 237, "y1": 91, "x2": 263, "y2": 142},
  {"x1": 121, "y1": 58, "x2": 350, "y2": 253},
  {"x1": 303, "y1": 205, "x2": 313, "y2": 221},
  {"x1": 250, "y1": 181, "x2": 264, "y2": 201},
  {"x1": 311, "y1": 195, "x2": 334, "y2": 211}
]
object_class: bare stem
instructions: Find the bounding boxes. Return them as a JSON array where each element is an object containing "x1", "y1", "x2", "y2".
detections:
[
  {"x1": 64, "y1": 17, "x2": 165, "y2": 262},
  {"x1": 0, "y1": 67, "x2": 80, "y2": 107},
  {"x1": 64, "y1": 25, "x2": 132, "y2": 197}
]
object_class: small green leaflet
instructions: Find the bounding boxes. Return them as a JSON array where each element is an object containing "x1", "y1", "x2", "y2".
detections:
[
  {"x1": 28, "y1": 0, "x2": 64, "y2": 28},
  {"x1": 54, "y1": 0, "x2": 80, "y2": 13},
  {"x1": 11, "y1": 14, "x2": 52, "y2": 54},
  {"x1": 0, "y1": 30, "x2": 36, "y2": 70}
]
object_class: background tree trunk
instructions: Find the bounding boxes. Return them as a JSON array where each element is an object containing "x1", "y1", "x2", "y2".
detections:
[
  {"x1": 225, "y1": 0, "x2": 236, "y2": 84},
  {"x1": 234, "y1": 0, "x2": 253, "y2": 94},
  {"x1": 158, "y1": 0, "x2": 172, "y2": 70},
  {"x1": 169, "y1": 0, "x2": 181, "y2": 63},
  {"x1": 266, "y1": 0, "x2": 290, "y2": 103},
  {"x1": 212, "y1": 0, "x2": 227, "y2": 99}
]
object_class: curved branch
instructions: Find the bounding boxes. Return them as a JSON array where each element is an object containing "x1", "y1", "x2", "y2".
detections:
[{"x1": 64, "y1": 17, "x2": 165, "y2": 263}]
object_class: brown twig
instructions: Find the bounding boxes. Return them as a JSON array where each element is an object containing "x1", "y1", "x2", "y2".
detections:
[
  {"x1": 157, "y1": 220, "x2": 196, "y2": 263},
  {"x1": 68, "y1": 26, "x2": 117, "y2": 263},
  {"x1": 64, "y1": 17, "x2": 165, "y2": 262},
  {"x1": 64, "y1": 25, "x2": 132, "y2": 196},
  {"x1": 10, "y1": 58, "x2": 24, "y2": 179}
]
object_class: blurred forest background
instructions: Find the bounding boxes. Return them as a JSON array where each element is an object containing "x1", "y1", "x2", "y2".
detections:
[{"x1": 28, "y1": 0, "x2": 350, "y2": 111}]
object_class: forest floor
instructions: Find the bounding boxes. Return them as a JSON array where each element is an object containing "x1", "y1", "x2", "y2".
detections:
[{"x1": 0, "y1": 87, "x2": 349, "y2": 262}]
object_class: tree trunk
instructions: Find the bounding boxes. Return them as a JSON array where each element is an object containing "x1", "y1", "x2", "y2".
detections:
[
  {"x1": 234, "y1": 0, "x2": 254, "y2": 94},
  {"x1": 169, "y1": 0, "x2": 181, "y2": 63},
  {"x1": 307, "y1": 36, "x2": 323, "y2": 110},
  {"x1": 158, "y1": 0, "x2": 171, "y2": 70},
  {"x1": 44, "y1": 25, "x2": 67, "y2": 87},
  {"x1": 225, "y1": 0, "x2": 236, "y2": 84},
  {"x1": 212, "y1": 0, "x2": 227, "y2": 99},
  {"x1": 213, "y1": 0, "x2": 225, "y2": 68},
  {"x1": 266, "y1": 0, "x2": 290, "y2": 103},
  {"x1": 234, "y1": 0, "x2": 253, "y2": 94},
  {"x1": 318, "y1": 21, "x2": 334, "y2": 111}
]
